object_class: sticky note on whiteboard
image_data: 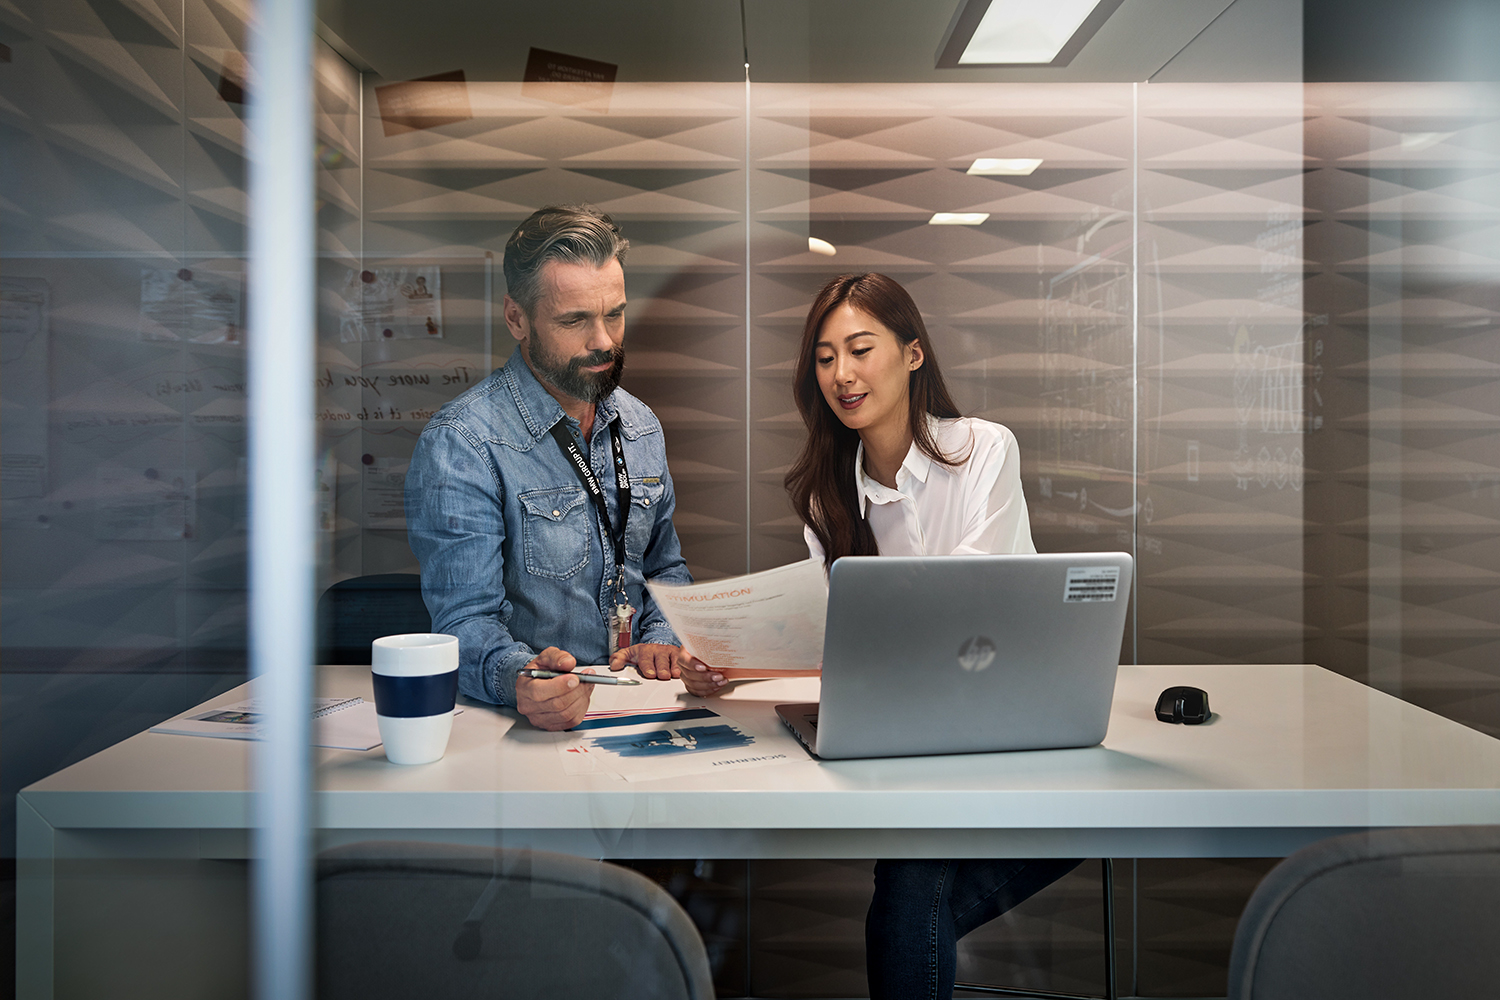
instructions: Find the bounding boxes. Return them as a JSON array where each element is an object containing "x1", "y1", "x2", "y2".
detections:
[{"x1": 1065, "y1": 566, "x2": 1120, "y2": 603}]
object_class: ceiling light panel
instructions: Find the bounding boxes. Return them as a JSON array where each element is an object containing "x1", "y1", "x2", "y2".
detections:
[
  {"x1": 968, "y1": 158, "x2": 1043, "y2": 176},
  {"x1": 968, "y1": 0, "x2": 1102, "y2": 63},
  {"x1": 929, "y1": 213, "x2": 990, "y2": 226},
  {"x1": 936, "y1": 0, "x2": 1126, "y2": 68}
]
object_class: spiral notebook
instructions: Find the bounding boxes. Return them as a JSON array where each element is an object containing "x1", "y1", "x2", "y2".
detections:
[{"x1": 150, "y1": 696, "x2": 388, "y2": 751}]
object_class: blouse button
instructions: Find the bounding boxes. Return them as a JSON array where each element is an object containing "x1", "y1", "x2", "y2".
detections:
[
  {"x1": 642, "y1": 498, "x2": 650, "y2": 506},
  {"x1": 551, "y1": 509, "x2": 560, "y2": 517}
]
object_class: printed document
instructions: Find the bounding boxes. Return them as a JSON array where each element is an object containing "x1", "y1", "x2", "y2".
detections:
[
  {"x1": 647, "y1": 559, "x2": 826, "y2": 678},
  {"x1": 150, "y1": 697, "x2": 459, "y2": 751},
  {"x1": 557, "y1": 705, "x2": 795, "y2": 782}
]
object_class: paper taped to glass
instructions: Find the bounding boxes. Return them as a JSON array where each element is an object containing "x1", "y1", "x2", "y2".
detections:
[{"x1": 647, "y1": 558, "x2": 826, "y2": 678}]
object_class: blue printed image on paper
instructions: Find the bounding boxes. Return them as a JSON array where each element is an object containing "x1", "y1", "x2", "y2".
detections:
[{"x1": 589, "y1": 724, "x2": 754, "y2": 758}]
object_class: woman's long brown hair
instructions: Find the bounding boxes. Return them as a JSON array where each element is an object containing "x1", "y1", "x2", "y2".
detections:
[{"x1": 784, "y1": 273, "x2": 966, "y2": 569}]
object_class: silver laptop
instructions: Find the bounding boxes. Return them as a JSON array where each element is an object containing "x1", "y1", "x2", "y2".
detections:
[{"x1": 775, "y1": 552, "x2": 1133, "y2": 760}]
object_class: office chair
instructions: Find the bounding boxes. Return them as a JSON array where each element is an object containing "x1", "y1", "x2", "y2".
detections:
[
  {"x1": 1227, "y1": 825, "x2": 1500, "y2": 1000},
  {"x1": 316, "y1": 573, "x2": 431, "y2": 664},
  {"x1": 317, "y1": 841, "x2": 716, "y2": 1000}
]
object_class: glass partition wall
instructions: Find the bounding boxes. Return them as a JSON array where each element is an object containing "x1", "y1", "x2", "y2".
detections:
[{"x1": 5, "y1": 0, "x2": 1499, "y2": 997}]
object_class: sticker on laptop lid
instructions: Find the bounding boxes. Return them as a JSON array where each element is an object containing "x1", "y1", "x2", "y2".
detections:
[{"x1": 1064, "y1": 566, "x2": 1120, "y2": 603}]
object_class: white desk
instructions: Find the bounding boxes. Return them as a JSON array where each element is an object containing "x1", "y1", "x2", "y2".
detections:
[{"x1": 18, "y1": 664, "x2": 1500, "y2": 998}]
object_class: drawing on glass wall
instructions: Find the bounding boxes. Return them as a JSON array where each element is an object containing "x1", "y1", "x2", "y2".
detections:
[
  {"x1": 1227, "y1": 204, "x2": 1306, "y2": 493},
  {"x1": 1, "y1": 277, "x2": 49, "y2": 502},
  {"x1": 139, "y1": 268, "x2": 244, "y2": 343},
  {"x1": 94, "y1": 466, "x2": 196, "y2": 541},
  {"x1": 338, "y1": 266, "x2": 444, "y2": 342},
  {"x1": 1038, "y1": 206, "x2": 1134, "y2": 527}
]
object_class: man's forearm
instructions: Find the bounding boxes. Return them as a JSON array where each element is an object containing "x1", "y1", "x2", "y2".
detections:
[{"x1": 438, "y1": 612, "x2": 537, "y2": 707}]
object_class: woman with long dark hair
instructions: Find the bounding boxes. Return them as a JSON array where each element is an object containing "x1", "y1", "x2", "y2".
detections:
[
  {"x1": 721, "y1": 272, "x2": 1078, "y2": 998},
  {"x1": 784, "y1": 271, "x2": 1034, "y2": 569}
]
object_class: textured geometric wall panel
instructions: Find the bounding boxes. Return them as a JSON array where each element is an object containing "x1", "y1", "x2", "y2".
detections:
[
  {"x1": 1137, "y1": 83, "x2": 1308, "y2": 668},
  {"x1": 350, "y1": 80, "x2": 747, "y2": 582}
]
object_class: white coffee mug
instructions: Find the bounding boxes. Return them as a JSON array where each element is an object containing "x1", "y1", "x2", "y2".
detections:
[{"x1": 371, "y1": 633, "x2": 459, "y2": 765}]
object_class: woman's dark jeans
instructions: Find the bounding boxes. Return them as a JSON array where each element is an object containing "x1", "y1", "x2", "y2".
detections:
[{"x1": 866, "y1": 857, "x2": 1084, "y2": 999}]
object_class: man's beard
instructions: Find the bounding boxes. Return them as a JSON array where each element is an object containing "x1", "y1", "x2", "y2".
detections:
[{"x1": 528, "y1": 335, "x2": 625, "y2": 404}]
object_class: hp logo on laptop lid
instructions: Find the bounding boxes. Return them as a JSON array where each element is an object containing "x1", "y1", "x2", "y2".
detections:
[{"x1": 957, "y1": 636, "x2": 996, "y2": 672}]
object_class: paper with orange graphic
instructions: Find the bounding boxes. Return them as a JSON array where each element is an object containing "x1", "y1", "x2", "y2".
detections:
[{"x1": 647, "y1": 559, "x2": 826, "y2": 678}]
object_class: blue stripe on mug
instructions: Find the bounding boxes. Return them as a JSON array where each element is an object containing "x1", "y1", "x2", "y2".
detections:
[{"x1": 372, "y1": 670, "x2": 458, "y2": 719}]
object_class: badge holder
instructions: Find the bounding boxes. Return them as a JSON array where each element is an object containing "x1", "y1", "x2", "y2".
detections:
[{"x1": 609, "y1": 592, "x2": 637, "y2": 656}]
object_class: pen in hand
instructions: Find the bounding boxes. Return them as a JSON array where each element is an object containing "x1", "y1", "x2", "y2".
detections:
[{"x1": 519, "y1": 668, "x2": 640, "y2": 686}]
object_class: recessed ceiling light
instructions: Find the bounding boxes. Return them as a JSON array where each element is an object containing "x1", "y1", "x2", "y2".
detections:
[
  {"x1": 929, "y1": 212, "x2": 990, "y2": 226},
  {"x1": 1400, "y1": 132, "x2": 1454, "y2": 152},
  {"x1": 936, "y1": 0, "x2": 1126, "y2": 68},
  {"x1": 968, "y1": 158, "x2": 1043, "y2": 176},
  {"x1": 808, "y1": 237, "x2": 837, "y2": 256}
]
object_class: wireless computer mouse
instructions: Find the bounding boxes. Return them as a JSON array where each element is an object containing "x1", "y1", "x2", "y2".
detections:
[{"x1": 1155, "y1": 686, "x2": 1211, "y2": 725}]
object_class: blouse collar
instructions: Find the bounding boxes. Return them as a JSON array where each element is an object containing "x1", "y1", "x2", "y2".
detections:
[{"x1": 853, "y1": 416, "x2": 940, "y2": 512}]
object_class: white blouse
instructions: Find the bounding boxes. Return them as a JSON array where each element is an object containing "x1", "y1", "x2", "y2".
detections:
[{"x1": 804, "y1": 416, "x2": 1036, "y2": 561}]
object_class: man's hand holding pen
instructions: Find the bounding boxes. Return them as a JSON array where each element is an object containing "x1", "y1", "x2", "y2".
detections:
[
  {"x1": 514, "y1": 647, "x2": 594, "y2": 731},
  {"x1": 518, "y1": 645, "x2": 725, "y2": 731}
]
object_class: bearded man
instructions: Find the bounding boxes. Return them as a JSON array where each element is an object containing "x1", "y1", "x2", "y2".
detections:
[{"x1": 406, "y1": 205, "x2": 702, "y2": 730}]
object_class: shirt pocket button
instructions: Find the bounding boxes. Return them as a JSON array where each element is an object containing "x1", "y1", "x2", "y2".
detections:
[{"x1": 552, "y1": 510, "x2": 560, "y2": 517}]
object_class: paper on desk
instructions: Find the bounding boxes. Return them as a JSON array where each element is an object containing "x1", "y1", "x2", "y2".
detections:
[
  {"x1": 647, "y1": 558, "x2": 826, "y2": 679},
  {"x1": 150, "y1": 697, "x2": 461, "y2": 751},
  {"x1": 557, "y1": 706, "x2": 796, "y2": 782}
]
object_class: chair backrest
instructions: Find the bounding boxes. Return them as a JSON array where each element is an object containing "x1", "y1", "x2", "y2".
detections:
[
  {"x1": 317, "y1": 841, "x2": 716, "y2": 1000},
  {"x1": 317, "y1": 573, "x2": 431, "y2": 664},
  {"x1": 1228, "y1": 825, "x2": 1500, "y2": 1000}
]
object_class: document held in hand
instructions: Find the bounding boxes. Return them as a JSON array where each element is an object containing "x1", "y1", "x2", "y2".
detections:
[{"x1": 647, "y1": 558, "x2": 827, "y2": 678}]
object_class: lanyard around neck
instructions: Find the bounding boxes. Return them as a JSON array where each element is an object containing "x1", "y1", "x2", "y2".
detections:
[{"x1": 549, "y1": 416, "x2": 631, "y2": 586}]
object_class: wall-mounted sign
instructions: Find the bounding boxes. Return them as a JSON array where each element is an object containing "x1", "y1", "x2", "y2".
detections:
[
  {"x1": 374, "y1": 70, "x2": 472, "y2": 137},
  {"x1": 522, "y1": 47, "x2": 616, "y2": 106}
]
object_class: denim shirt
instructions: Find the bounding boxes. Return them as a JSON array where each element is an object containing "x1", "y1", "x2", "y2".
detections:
[{"x1": 405, "y1": 351, "x2": 691, "y2": 707}]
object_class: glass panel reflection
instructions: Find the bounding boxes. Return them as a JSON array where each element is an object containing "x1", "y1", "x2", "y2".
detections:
[
  {"x1": 8, "y1": 2, "x2": 1500, "y2": 998},
  {"x1": 4, "y1": 0, "x2": 254, "y2": 995},
  {"x1": 1304, "y1": 81, "x2": 1500, "y2": 737}
]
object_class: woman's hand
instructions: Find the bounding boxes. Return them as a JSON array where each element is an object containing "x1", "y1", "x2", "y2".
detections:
[{"x1": 679, "y1": 655, "x2": 727, "y2": 698}]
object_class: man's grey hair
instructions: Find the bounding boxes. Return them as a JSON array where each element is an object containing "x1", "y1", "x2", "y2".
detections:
[{"x1": 502, "y1": 204, "x2": 629, "y2": 318}]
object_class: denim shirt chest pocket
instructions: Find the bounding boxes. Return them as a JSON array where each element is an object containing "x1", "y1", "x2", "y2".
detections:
[
  {"x1": 518, "y1": 486, "x2": 591, "y2": 579},
  {"x1": 625, "y1": 477, "x2": 666, "y2": 560}
]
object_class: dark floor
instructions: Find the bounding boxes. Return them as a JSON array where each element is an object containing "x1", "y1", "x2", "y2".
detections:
[{"x1": 3, "y1": 860, "x2": 15, "y2": 1000}]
